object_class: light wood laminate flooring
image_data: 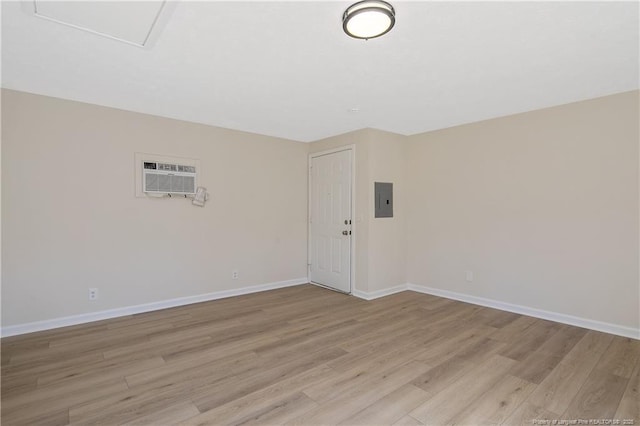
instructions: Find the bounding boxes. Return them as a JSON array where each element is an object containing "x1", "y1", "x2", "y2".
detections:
[{"x1": 1, "y1": 284, "x2": 638, "y2": 425}]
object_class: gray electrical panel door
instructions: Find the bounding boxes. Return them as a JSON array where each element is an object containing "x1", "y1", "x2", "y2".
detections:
[{"x1": 375, "y1": 182, "x2": 393, "y2": 218}]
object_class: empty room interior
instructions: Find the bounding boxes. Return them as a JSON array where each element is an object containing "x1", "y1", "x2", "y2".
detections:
[{"x1": 1, "y1": 1, "x2": 639, "y2": 425}]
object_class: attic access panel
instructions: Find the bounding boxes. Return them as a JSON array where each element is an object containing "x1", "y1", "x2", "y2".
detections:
[{"x1": 33, "y1": 1, "x2": 169, "y2": 47}]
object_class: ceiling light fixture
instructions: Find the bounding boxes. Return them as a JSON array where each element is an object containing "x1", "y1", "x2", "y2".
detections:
[{"x1": 342, "y1": 0, "x2": 395, "y2": 40}]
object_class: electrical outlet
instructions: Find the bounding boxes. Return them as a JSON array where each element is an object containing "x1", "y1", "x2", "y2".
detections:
[
  {"x1": 466, "y1": 271, "x2": 473, "y2": 282},
  {"x1": 88, "y1": 288, "x2": 98, "y2": 301},
  {"x1": 232, "y1": 270, "x2": 239, "y2": 280}
]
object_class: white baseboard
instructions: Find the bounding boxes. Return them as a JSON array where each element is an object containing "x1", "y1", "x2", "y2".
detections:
[
  {"x1": 352, "y1": 284, "x2": 408, "y2": 301},
  {"x1": 1, "y1": 278, "x2": 308, "y2": 338},
  {"x1": 5, "y1": 279, "x2": 637, "y2": 340},
  {"x1": 407, "y1": 283, "x2": 640, "y2": 340}
]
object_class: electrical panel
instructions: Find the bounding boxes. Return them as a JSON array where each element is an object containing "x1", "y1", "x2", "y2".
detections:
[{"x1": 374, "y1": 182, "x2": 393, "y2": 218}]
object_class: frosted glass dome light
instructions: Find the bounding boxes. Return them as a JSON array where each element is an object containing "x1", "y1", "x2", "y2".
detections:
[{"x1": 343, "y1": 1, "x2": 395, "y2": 40}]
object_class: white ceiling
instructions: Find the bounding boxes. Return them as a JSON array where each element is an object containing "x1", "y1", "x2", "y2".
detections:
[{"x1": 2, "y1": 1, "x2": 638, "y2": 142}]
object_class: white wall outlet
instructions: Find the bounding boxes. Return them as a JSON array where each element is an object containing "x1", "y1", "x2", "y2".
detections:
[
  {"x1": 466, "y1": 271, "x2": 474, "y2": 282},
  {"x1": 232, "y1": 270, "x2": 239, "y2": 280},
  {"x1": 88, "y1": 288, "x2": 98, "y2": 301}
]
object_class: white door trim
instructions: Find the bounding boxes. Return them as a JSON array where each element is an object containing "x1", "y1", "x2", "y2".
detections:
[{"x1": 308, "y1": 145, "x2": 356, "y2": 294}]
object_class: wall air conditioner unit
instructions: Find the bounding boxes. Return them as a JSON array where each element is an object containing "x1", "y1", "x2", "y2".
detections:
[{"x1": 143, "y1": 162, "x2": 197, "y2": 195}]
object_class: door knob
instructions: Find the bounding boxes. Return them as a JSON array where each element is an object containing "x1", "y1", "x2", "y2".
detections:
[{"x1": 342, "y1": 230, "x2": 349, "y2": 235}]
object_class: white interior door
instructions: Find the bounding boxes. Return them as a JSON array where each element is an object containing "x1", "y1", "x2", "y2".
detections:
[{"x1": 309, "y1": 149, "x2": 352, "y2": 293}]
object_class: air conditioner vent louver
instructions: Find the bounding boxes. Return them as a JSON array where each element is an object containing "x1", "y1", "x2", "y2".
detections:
[{"x1": 143, "y1": 161, "x2": 196, "y2": 195}]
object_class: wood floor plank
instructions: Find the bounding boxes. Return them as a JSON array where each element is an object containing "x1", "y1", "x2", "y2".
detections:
[
  {"x1": 393, "y1": 415, "x2": 425, "y2": 426},
  {"x1": 359, "y1": 291, "x2": 422, "y2": 312},
  {"x1": 289, "y1": 360, "x2": 432, "y2": 425},
  {"x1": 1, "y1": 339, "x2": 50, "y2": 359},
  {"x1": 68, "y1": 374, "x2": 217, "y2": 425},
  {"x1": 68, "y1": 391, "x2": 193, "y2": 425},
  {"x1": 499, "y1": 319, "x2": 563, "y2": 361},
  {"x1": 448, "y1": 336, "x2": 507, "y2": 365},
  {"x1": 527, "y1": 330, "x2": 614, "y2": 415},
  {"x1": 420, "y1": 304, "x2": 485, "y2": 331},
  {"x1": 0, "y1": 374, "x2": 38, "y2": 398},
  {"x1": 181, "y1": 364, "x2": 332, "y2": 426},
  {"x1": 3, "y1": 321, "x2": 109, "y2": 346},
  {"x1": 252, "y1": 322, "x2": 382, "y2": 369},
  {"x1": 145, "y1": 315, "x2": 250, "y2": 342},
  {"x1": 490, "y1": 315, "x2": 538, "y2": 342},
  {"x1": 509, "y1": 352, "x2": 563, "y2": 384},
  {"x1": 410, "y1": 355, "x2": 478, "y2": 398},
  {"x1": 7, "y1": 333, "x2": 149, "y2": 366},
  {"x1": 1, "y1": 285, "x2": 636, "y2": 426},
  {"x1": 1, "y1": 351, "x2": 105, "y2": 378},
  {"x1": 535, "y1": 325, "x2": 588, "y2": 358},
  {"x1": 449, "y1": 374, "x2": 536, "y2": 424},
  {"x1": 340, "y1": 384, "x2": 430, "y2": 425},
  {"x1": 124, "y1": 349, "x2": 257, "y2": 388},
  {"x1": 161, "y1": 331, "x2": 280, "y2": 363},
  {"x1": 334, "y1": 314, "x2": 423, "y2": 354},
  {"x1": 1, "y1": 349, "x2": 12, "y2": 366},
  {"x1": 563, "y1": 368, "x2": 628, "y2": 420},
  {"x1": 37, "y1": 354, "x2": 165, "y2": 388},
  {"x1": 476, "y1": 308, "x2": 521, "y2": 329},
  {"x1": 2, "y1": 377, "x2": 128, "y2": 425},
  {"x1": 416, "y1": 294, "x2": 455, "y2": 311},
  {"x1": 106, "y1": 311, "x2": 193, "y2": 331},
  {"x1": 119, "y1": 400, "x2": 200, "y2": 426},
  {"x1": 413, "y1": 326, "x2": 496, "y2": 365},
  {"x1": 303, "y1": 344, "x2": 431, "y2": 404},
  {"x1": 220, "y1": 391, "x2": 318, "y2": 426},
  {"x1": 102, "y1": 334, "x2": 213, "y2": 360},
  {"x1": 253, "y1": 319, "x2": 360, "y2": 356},
  {"x1": 500, "y1": 402, "x2": 560, "y2": 425},
  {"x1": 276, "y1": 312, "x2": 362, "y2": 340},
  {"x1": 596, "y1": 336, "x2": 640, "y2": 378},
  {"x1": 329, "y1": 327, "x2": 425, "y2": 373},
  {"x1": 47, "y1": 321, "x2": 174, "y2": 348},
  {"x1": 409, "y1": 354, "x2": 517, "y2": 425},
  {"x1": 1, "y1": 407, "x2": 70, "y2": 426},
  {"x1": 614, "y1": 358, "x2": 640, "y2": 421},
  {"x1": 192, "y1": 346, "x2": 348, "y2": 412},
  {"x1": 507, "y1": 325, "x2": 586, "y2": 385}
]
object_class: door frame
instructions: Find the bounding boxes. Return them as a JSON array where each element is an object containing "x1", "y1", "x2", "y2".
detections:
[{"x1": 308, "y1": 145, "x2": 356, "y2": 294}]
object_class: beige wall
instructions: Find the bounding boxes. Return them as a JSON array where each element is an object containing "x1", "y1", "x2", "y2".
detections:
[
  {"x1": 2, "y1": 88, "x2": 637, "y2": 333},
  {"x1": 366, "y1": 130, "x2": 407, "y2": 292},
  {"x1": 407, "y1": 91, "x2": 639, "y2": 329},
  {"x1": 1, "y1": 89, "x2": 308, "y2": 326}
]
